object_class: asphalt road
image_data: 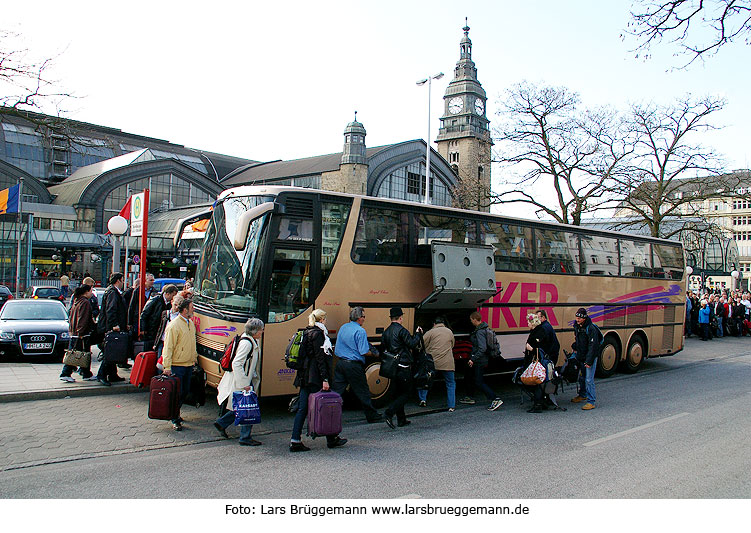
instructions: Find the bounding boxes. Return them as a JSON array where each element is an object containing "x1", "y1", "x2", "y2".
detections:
[{"x1": 2, "y1": 336, "x2": 750, "y2": 499}]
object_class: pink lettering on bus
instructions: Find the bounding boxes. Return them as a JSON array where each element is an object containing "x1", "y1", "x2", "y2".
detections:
[{"x1": 480, "y1": 281, "x2": 560, "y2": 329}]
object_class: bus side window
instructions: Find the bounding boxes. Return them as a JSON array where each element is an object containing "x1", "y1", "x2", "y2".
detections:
[{"x1": 268, "y1": 248, "x2": 311, "y2": 322}]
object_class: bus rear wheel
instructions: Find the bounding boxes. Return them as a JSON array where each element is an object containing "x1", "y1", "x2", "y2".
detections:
[
  {"x1": 596, "y1": 337, "x2": 619, "y2": 378},
  {"x1": 365, "y1": 362, "x2": 393, "y2": 408},
  {"x1": 620, "y1": 335, "x2": 645, "y2": 374}
]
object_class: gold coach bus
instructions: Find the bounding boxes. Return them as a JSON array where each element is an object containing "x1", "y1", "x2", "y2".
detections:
[{"x1": 190, "y1": 186, "x2": 686, "y2": 404}]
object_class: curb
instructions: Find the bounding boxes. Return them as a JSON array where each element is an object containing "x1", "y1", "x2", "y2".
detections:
[{"x1": 0, "y1": 383, "x2": 148, "y2": 403}]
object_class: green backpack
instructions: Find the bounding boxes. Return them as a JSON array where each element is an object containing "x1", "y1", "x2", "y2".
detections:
[{"x1": 284, "y1": 329, "x2": 305, "y2": 370}]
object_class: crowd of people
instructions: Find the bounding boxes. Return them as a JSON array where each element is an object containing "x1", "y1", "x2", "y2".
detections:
[
  {"x1": 59, "y1": 274, "x2": 602, "y2": 450},
  {"x1": 685, "y1": 288, "x2": 751, "y2": 341}
]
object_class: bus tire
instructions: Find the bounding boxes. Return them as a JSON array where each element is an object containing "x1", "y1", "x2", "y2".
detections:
[
  {"x1": 620, "y1": 335, "x2": 646, "y2": 374},
  {"x1": 365, "y1": 362, "x2": 394, "y2": 408},
  {"x1": 596, "y1": 336, "x2": 619, "y2": 378}
]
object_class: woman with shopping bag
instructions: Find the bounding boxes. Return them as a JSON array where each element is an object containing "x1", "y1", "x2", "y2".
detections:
[
  {"x1": 214, "y1": 318, "x2": 264, "y2": 446},
  {"x1": 59, "y1": 284, "x2": 97, "y2": 382}
]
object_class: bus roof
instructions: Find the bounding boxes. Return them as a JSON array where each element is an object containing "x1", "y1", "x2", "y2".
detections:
[{"x1": 218, "y1": 185, "x2": 683, "y2": 247}]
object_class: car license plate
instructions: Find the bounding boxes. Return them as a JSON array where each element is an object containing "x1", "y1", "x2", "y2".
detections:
[{"x1": 24, "y1": 342, "x2": 52, "y2": 350}]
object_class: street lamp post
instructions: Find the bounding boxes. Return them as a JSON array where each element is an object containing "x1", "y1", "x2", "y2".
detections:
[
  {"x1": 416, "y1": 72, "x2": 444, "y2": 205},
  {"x1": 107, "y1": 215, "x2": 128, "y2": 276}
]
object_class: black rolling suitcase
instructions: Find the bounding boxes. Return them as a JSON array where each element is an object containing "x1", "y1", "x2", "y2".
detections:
[{"x1": 103, "y1": 331, "x2": 130, "y2": 363}]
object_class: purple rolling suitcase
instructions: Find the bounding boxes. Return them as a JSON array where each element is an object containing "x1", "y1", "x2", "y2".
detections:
[{"x1": 307, "y1": 390, "x2": 343, "y2": 438}]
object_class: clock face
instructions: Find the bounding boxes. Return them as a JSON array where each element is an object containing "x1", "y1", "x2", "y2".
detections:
[
  {"x1": 448, "y1": 97, "x2": 463, "y2": 114},
  {"x1": 474, "y1": 99, "x2": 485, "y2": 115}
]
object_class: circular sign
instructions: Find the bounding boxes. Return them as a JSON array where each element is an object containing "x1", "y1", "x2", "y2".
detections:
[
  {"x1": 132, "y1": 255, "x2": 140, "y2": 265},
  {"x1": 133, "y1": 196, "x2": 142, "y2": 218}
]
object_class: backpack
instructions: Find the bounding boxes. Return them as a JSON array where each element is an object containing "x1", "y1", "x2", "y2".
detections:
[
  {"x1": 220, "y1": 335, "x2": 249, "y2": 372},
  {"x1": 284, "y1": 329, "x2": 305, "y2": 370},
  {"x1": 485, "y1": 328, "x2": 502, "y2": 359}
]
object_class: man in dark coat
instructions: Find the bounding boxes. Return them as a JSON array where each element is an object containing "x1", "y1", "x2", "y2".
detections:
[
  {"x1": 96, "y1": 273, "x2": 128, "y2": 386},
  {"x1": 536, "y1": 309, "x2": 561, "y2": 365},
  {"x1": 380, "y1": 307, "x2": 422, "y2": 429},
  {"x1": 571, "y1": 308, "x2": 601, "y2": 410},
  {"x1": 140, "y1": 284, "x2": 178, "y2": 351}
]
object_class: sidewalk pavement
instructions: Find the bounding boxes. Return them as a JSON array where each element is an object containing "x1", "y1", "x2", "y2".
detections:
[{"x1": 0, "y1": 359, "x2": 140, "y2": 403}]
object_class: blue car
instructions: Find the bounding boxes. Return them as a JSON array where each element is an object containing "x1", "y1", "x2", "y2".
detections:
[{"x1": 152, "y1": 278, "x2": 185, "y2": 292}]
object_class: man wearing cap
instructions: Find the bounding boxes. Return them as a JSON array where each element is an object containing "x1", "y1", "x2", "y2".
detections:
[
  {"x1": 332, "y1": 306, "x2": 383, "y2": 423},
  {"x1": 380, "y1": 307, "x2": 422, "y2": 429},
  {"x1": 571, "y1": 308, "x2": 602, "y2": 410}
]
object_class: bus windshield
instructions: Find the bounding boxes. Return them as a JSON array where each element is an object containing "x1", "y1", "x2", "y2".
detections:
[{"x1": 194, "y1": 195, "x2": 273, "y2": 315}]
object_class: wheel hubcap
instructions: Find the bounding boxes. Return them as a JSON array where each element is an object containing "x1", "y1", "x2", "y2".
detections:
[
  {"x1": 365, "y1": 363, "x2": 389, "y2": 399},
  {"x1": 601, "y1": 343, "x2": 617, "y2": 371}
]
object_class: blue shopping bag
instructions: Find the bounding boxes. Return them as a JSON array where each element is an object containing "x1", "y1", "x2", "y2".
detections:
[{"x1": 232, "y1": 389, "x2": 261, "y2": 425}]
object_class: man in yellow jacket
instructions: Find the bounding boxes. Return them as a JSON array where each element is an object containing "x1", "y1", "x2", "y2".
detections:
[{"x1": 162, "y1": 298, "x2": 197, "y2": 430}]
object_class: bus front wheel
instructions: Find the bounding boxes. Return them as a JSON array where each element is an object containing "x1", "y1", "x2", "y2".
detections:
[
  {"x1": 596, "y1": 337, "x2": 619, "y2": 378},
  {"x1": 365, "y1": 362, "x2": 393, "y2": 408},
  {"x1": 620, "y1": 335, "x2": 646, "y2": 374}
]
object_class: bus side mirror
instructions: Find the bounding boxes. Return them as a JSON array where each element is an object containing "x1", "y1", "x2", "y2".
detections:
[{"x1": 233, "y1": 202, "x2": 285, "y2": 251}]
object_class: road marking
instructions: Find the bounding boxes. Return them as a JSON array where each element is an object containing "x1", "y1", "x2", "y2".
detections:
[
  {"x1": 396, "y1": 494, "x2": 423, "y2": 499},
  {"x1": 583, "y1": 412, "x2": 691, "y2": 447}
]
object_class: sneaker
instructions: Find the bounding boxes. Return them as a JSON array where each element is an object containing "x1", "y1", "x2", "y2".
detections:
[
  {"x1": 418, "y1": 401, "x2": 427, "y2": 407},
  {"x1": 59, "y1": 376, "x2": 75, "y2": 383},
  {"x1": 459, "y1": 397, "x2": 476, "y2": 405},
  {"x1": 571, "y1": 396, "x2": 587, "y2": 403},
  {"x1": 448, "y1": 408, "x2": 455, "y2": 412},
  {"x1": 83, "y1": 375, "x2": 99, "y2": 381},
  {"x1": 488, "y1": 398, "x2": 504, "y2": 411},
  {"x1": 581, "y1": 403, "x2": 596, "y2": 410}
]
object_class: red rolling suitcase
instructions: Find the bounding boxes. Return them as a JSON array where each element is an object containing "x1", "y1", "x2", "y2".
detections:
[
  {"x1": 148, "y1": 374, "x2": 181, "y2": 420},
  {"x1": 307, "y1": 390, "x2": 343, "y2": 438},
  {"x1": 130, "y1": 351, "x2": 158, "y2": 388}
]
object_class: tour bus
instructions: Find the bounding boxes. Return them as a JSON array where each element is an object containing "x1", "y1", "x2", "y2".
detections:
[{"x1": 190, "y1": 186, "x2": 686, "y2": 404}]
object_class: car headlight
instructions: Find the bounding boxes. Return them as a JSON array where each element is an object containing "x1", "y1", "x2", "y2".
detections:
[
  {"x1": 60, "y1": 332, "x2": 70, "y2": 340},
  {"x1": 0, "y1": 331, "x2": 16, "y2": 340}
]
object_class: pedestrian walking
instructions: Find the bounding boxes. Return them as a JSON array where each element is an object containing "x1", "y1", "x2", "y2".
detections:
[
  {"x1": 214, "y1": 318, "x2": 265, "y2": 445},
  {"x1": 570, "y1": 308, "x2": 602, "y2": 410},
  {"x1": 59, "y1": 284, "x2": 97, "y2": 382},
  {"x1": 332, "y1": 306, "x2": 382, "y2": 423},
  {"x1": 140, "y1": 284, "x2": 178, "y2": 351},
  {"x1": 96, "y1": 273, "x2": 127, "y2": 386},
  {"x1": 60, "y1": 272, "x2": 70, "y2": 299},
  {"x1": 417, "y1": 316, "x2": 456, "y2": 411},
  {"x1": 381, "y1": 307, "x2": 423, "y2": 428},
  {"x1": 289, "y1": 309, "x2": 347, "y2": 452},
  {"x1": 461, "y1": 311, "x2": 503, "y2": 411},
  {"x1": 162, "y1": 298, "x2": 198, "y2": 431}
]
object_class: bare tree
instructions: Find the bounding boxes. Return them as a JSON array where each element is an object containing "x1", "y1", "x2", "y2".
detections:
[
  {"x1": 627, "y1": 0, "x2": 751, "y2": 66},
  {"x1": 608, "y1": 95, "x2": 736, "y2": 238},
  {"x1": 492, "y1": 82, "x2": 630, "y2": 225}
]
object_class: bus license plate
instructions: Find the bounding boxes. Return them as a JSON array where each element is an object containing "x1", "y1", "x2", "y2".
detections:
[{"x1": 24, "y1": 342, "x2": 52, "y2": 350}]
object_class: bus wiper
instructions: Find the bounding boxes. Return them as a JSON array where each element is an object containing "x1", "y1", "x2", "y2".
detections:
[{"x1": 197, "y1": 299, "x2": 231, "y2": 321}]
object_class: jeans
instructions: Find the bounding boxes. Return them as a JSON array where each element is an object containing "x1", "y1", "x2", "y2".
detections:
[
  {"x1": 465, "y1": 363, "x2": 496, "y2": 401},
  {"x1": 716, "y1": 317, "x2": 724, "y2": 337},
  {"x1": 170, "y1": 365, "x2": 193, "y2": 423},
  {"x1": 291, "y1": 386, "x2": 338, "y2": 444},
  {"x1": 578, "y1": 358, "x2": 597, "y2": 404},
  {"x1": 216, "y1": 408, "x2": 253, "y2": 442},
  {"x1": 332, "y1": 359, "x2": 379, "y2": 419},
  {"x1": 417, "y1": 370, "x2": 456, "y2": 409}
]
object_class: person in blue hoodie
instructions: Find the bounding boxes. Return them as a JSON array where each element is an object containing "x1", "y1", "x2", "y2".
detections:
[{"x1": 698, "y1": 299, "x2": 711, "y2": 341}]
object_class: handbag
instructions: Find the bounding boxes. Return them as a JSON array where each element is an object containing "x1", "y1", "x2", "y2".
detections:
[
  {"x1": 379, "y1": 350, "x2": 400, "y2": 379},
  {"x1": 62, "y1": 336, "x2": 91, "y2": 368},
  {"x1": 232, "y1": 389, "x2": 261, "y2": 425},
  {"x1": 520, "y1": 353, "x2": 546, "y2": 386}
]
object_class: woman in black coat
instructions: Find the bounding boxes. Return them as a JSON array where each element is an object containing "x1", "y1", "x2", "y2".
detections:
[
  {"x1": 522, "y1": 313, "x2": 548, "y2": 413},
  {"x1": 289, "y1": 309, "x2": 347, "y2": 452}
]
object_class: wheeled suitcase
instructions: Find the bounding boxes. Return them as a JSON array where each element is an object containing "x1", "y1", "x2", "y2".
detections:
[
  {"x1": 132, "y1": 340, "x2": 147, "y2": 358},
  {"x1": 183, "y1": 367, "x2": 207, "y2": 407},
  {"x1": 307, "y1": 390, "x2": 343, "y2": 438},
  {"x1": 103, "y1": 331, "x2": 130, "y2": 363},
  {"x1": 148, "y1": 374, "x2": 181, "y2": 420},
  {"x1": 130, "y1": 351, "x2": 158, "y2": 388}
]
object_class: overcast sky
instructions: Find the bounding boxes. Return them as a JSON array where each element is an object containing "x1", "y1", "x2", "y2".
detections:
[{"x1": 4, "y1": 0, "x2": 749, "y2": 217}]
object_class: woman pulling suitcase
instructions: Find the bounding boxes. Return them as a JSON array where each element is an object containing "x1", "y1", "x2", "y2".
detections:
[{"x1": 289, "y1": 309, "x2": 347, "y2": 452}]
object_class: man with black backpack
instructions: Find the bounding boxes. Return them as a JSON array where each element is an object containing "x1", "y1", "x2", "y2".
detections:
[
  {"x1": 461, "y1": 311, "x2": 503, "y2": 411},
  {"x1": 571, "y1": 308, "x2": 602, "y2": 411}
]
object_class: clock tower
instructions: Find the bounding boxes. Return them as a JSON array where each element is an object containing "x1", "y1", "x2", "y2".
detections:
[{"x1": 436, "y1": 21, "x2": 492, "y2": 211}]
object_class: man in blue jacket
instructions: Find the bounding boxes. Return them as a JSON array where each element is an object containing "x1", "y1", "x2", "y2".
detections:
[{"x1": 570, "y1": 308, "x2": 601, "y2": 411}]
